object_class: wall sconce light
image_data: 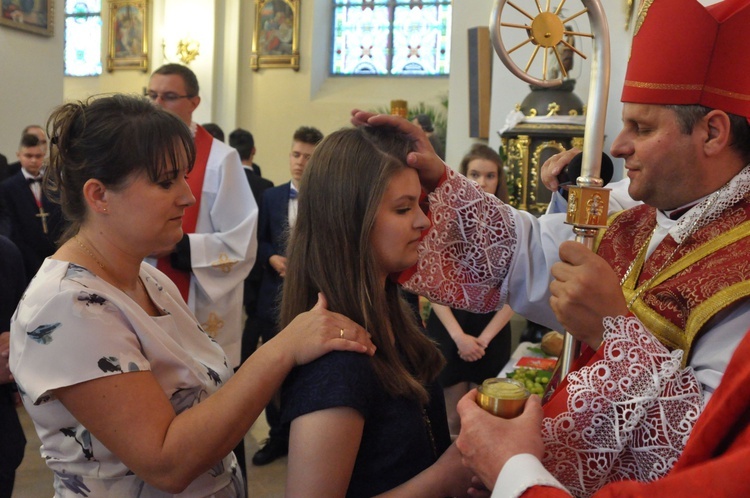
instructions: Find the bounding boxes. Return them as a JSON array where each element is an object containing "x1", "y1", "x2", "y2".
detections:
[
  {"x1": 162, "y1": 37, "x2": 200, "y2": 65},
  {"x1": 176, "y1": 38, "x2": 200, "y2": 64}
]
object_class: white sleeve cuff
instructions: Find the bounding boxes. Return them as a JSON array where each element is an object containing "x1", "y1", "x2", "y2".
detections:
[
  {"x1": 491, "y1": 454, "x2": 570, "y2": 498},
  {"x1": 545, "y1": 191, "x2": 569, "y2": 215}
]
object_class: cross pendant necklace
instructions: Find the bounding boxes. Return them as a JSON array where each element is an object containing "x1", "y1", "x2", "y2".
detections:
[{"x1": 36, "y1": 206, "x2": 49, "y2": 234}]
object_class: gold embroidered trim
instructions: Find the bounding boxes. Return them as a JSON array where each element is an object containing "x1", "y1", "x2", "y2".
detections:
[
  {"x1": 689, "y1": 281, "x2": 750, "y2": 344},
  {"x1": 633, "y1": 0, "x2": 654, "y2": 37},
  {"x1": 626, "y1": 221, "x2": 750, "y2": 366},
  {"x1": 628, "y1": 301, "x2": 682, "y2": 349},
  {"x1": 624, "y1": 80, "x2": 703, "y2": 91},
  {"x1": 639, "y1": 221, "x2": 750, "y2": 289},
  {"x1": 633, "y1": 280, "x2": 750, "y2": 369},
  {"x1": 704, "y1": 85, "x2": 750, "y2": 102},
  {"x1": 593, "y1": 210, "x2": 626, "y2": 252},
  {"x1": 623, "y1": 83, "x2": 750, "y2": 102}
]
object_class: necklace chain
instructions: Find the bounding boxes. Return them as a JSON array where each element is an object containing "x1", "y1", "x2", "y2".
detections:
[
  {"x1": 620, "y1": 193, "x2": 719, "y2": 309},
  {"x1": 73, "y1": 235, "x2": 149, "y2": 298},
  {"x1": 75, "y1": 235, "x2": 106, "y2": 271}
]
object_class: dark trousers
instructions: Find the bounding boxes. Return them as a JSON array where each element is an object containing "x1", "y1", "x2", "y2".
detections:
[
  {"x1": 241, "y1": 314, "x2": 289, "y2": 444},
  {"x1": 231, "y1": 368, "x2": 248, "y2": 497},
  {"x1": 0, "y1": 390, "x2": 25, "y2": 498}
]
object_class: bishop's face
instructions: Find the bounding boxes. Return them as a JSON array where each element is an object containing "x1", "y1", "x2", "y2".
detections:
[{"x1": 610, "y1": 103, "x2": 706, "y2": 211}]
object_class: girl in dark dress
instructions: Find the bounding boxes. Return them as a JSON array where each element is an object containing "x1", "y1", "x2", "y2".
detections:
[
  {"x1": 281, "y1": 127, "x2": 475, "y2": 497},
  {"x1": 425, "y1": 144, "x2": 514, "y2": 435}
]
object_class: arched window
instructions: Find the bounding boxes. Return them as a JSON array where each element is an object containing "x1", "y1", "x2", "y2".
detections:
[
  {"x1": 64, "y1": 0, "x2": 103, "y2": 76},
  {"x1": 332, "y1": 0, "x2": 451, "y2": 76}
]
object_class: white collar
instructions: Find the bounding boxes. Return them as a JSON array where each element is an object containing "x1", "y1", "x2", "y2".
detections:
[
  {"x1": 669, "y1": 164, "x2": 750, "y2": 243},
  {"x1": 21, "y1": 168, "x2": 44, "y2": 181}
]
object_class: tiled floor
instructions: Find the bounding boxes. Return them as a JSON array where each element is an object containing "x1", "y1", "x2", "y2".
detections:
[{"x1": 11, "y1": 407, "x2": 287, "y2": 497}]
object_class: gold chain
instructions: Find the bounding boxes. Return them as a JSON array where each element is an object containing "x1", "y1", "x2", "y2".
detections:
[
  {"x1": 74, "y1": 235, "x2": 149, "y2": 297},
  {"x1": 74, "y1": 235, "x2": 106, "y2": 271}
]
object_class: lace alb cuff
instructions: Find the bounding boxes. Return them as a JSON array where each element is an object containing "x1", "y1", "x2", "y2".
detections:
[{"x1": 402, "y1": 167, "x2": 517, "y2": 313}]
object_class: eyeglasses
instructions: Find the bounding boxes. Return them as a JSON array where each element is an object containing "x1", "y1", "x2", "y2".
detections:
[{"x1": 146, "y1": 91, "x2": 195, "y2": 102}]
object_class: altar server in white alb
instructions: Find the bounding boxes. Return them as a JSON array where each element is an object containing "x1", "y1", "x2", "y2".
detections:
[{"x1": 147, "y1": 63, "x2": 257, "y2": 370}]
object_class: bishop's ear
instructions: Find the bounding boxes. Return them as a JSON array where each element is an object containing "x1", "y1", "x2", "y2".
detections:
[{"x1": 702, "y1": 110, "x2": 731, "y2": 156}]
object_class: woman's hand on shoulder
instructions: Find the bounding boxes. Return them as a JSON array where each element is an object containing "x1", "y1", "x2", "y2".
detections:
[{"x1": 278, "y1": 293, "x2": 376, "y2": 366}]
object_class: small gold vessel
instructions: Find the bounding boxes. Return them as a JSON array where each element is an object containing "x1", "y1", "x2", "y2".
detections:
[
  {"x1": 390, "y1": 99, "x2": 408, "y2": 118},
  {"x1": 476, "y1": 378, "x2": 530, "y2": 418}
]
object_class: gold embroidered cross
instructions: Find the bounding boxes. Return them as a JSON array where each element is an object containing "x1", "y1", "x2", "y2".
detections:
[
  {"x1": 201, "y1": 312, "x2": 224, "y2": 338},
  {"x1": 211, "y1": 253, "x2": 237, "y2": 273}
]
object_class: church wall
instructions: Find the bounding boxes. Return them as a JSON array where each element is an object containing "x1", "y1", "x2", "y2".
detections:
[
  {"x1": 2, "y1": 1, "x2": 633, "y2": 186},
  {"x1": 0, "y1": 3, "x2": 64, "y2": 159},
  {"x1": 62, "y1": 0, "x2": 150, "y2": 110},
  {"x1": 236, "y1": 0, "x2": 449, "y2": 185},
  {"x1": 444, "y1": 0, "x2": 495, "y2": 169}
]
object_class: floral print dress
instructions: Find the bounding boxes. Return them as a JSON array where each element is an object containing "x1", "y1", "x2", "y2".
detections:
[{"x1": 10, "y1": 259, "x2": 244, "y2": 497}]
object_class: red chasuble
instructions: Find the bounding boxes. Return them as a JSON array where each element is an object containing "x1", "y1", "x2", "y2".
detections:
[
  {"x1": 156, "y1": 125, "x2": 213, "y2": 301},
  {"x1": 596, "y1": 199, "x2": 750, "y2": 363}
]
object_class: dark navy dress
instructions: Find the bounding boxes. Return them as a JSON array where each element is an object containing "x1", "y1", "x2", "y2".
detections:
[{"x1": 282, "y1": 350, "x2": 451, "y2": 498}]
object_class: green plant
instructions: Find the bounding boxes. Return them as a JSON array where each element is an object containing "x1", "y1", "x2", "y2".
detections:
[{"x1": 371, "y1": 96, "x2": 448, "y2": 145}]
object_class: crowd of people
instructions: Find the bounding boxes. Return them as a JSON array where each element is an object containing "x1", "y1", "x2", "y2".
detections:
[{"x1": 2, "y1": 0, "x2": 750, "y2": 496}]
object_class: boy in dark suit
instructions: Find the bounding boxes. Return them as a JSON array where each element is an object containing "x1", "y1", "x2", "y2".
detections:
[
  {"x1": 0, "y1": 236, "x2": 26, "y2": 498},
  {"x1": 0, "y1": 133, "x2": 64, "y2": 282},
  {"x1": 250, "y1": 126, "x2": 323, "y2": 466},
  {"x1": 228, "y1": 129, "x2": 275, "y2": 365}
]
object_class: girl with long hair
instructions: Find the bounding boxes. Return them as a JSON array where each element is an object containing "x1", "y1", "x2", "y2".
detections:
[{"x1": 280, "y1": 126, "x2": 474, "y2": 497}]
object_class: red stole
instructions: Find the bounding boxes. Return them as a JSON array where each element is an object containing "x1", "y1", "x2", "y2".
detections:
[{"x1": 156, "y1": 125, "x2": 213, "y2": 301}]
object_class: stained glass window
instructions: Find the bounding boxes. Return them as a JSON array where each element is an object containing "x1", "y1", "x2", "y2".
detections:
[
  {"x1": 332, "y1": 0, "x2": 451, "y2": 76},
  {"x1": 64, "y1": 0, "x2": 103, "y2": 77}
]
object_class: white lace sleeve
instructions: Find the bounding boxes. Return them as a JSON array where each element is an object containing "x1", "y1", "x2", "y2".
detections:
[
  {"x1": 401, "y1": 168, "x2": 518, "y2": 313},
  {"x1": 542, "y1": 316, "x2": 704, "y2": 498}
]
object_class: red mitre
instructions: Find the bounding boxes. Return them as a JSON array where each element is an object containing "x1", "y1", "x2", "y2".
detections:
[{"x1": 622, "y1": 0, "x2": 750, "y2": 119}]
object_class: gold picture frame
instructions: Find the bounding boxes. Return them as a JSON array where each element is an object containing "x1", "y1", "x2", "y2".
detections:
[
  {"x1": 107, "y1": 0, "x2": 149, "y2": 72},
  {"x1": 0, "y1": 0, "x2": 54, "y2": 37},
  {"x1": 250, "y1": 0, "x2": 300, "y2": 71}
]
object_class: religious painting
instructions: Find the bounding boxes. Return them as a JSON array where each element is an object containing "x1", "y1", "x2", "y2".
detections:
[
  {"x1": 106, "y1": 0, "x2": 149, "y2": 72},
  {"x1": 250, "y1": 0, "x2": 300, "y2": 71},
  {"x1": 0, "y1": 0, "x2": 54, "y2": 36}
]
